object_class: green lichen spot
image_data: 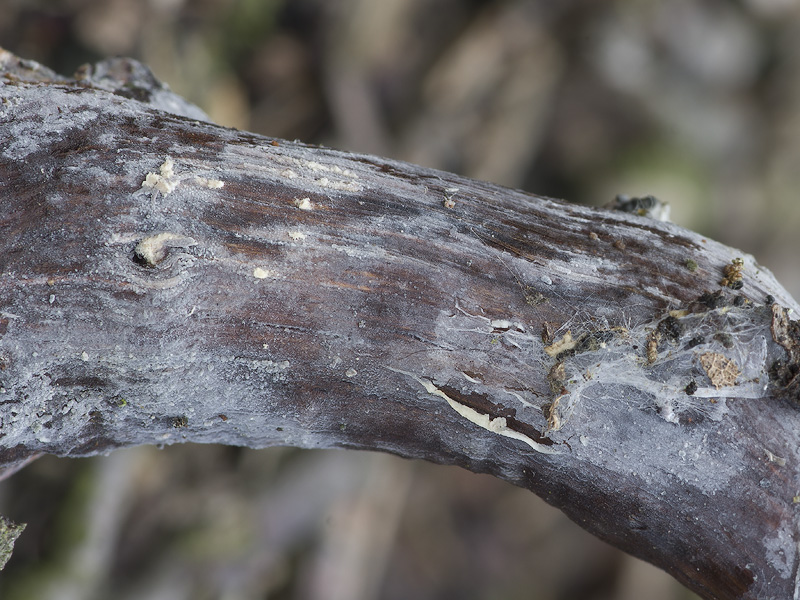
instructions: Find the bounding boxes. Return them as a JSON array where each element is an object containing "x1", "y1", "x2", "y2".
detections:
[{"x1": 685, "y1": 258, "x2": 698, "y2": 272}]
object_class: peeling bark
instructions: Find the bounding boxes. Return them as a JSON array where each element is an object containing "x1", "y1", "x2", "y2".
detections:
[{"x1": 2, "y1": 50, "x2": 800, "y2": 599}]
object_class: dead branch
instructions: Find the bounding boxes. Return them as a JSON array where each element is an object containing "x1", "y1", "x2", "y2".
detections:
[{"x1": 1, "y1": 50, "x2": 800, "y2": 599}]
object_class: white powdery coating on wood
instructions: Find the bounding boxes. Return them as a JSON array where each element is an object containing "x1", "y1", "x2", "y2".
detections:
[
  {"x1": 329, "y1": 243, "x2": 387, "y2": 260},
  {"x1": 763, "y1": 522, "x2": 797, "y2": 580},
  {"x1": 224, "y1": 145, "x2": 364, "y2": 194}
]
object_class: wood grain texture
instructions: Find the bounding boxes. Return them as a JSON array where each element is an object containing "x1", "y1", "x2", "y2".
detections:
[{"x1": 2, "y1": 51, "x2": 800, "y2": 599}]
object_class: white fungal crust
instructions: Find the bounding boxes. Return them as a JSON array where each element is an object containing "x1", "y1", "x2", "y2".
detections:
[
  {"x1": 140, "y1": 157, "x2": 225, "y2": 198},
  {"x1": 388, "y1": 368, "x2": 560, "y2": 455},
  {"x1": 134, "y1": 232, "x2": 197, "y2": 266},
  {"x1": 293, "y1": 197, "x2": 313, "y2": 210},
  {"x1": 193, "y1": 176, "x2": 224, "y2": 189}
]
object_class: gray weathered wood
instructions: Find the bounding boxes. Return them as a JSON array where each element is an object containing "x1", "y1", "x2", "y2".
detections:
[{"x1": 2, "y1": 50, "x2": 800, "y2": 599}]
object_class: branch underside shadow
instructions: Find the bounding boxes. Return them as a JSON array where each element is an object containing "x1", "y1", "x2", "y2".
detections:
[{"x1": 2, "y1": 50, "x2": 800, "y2": 599}]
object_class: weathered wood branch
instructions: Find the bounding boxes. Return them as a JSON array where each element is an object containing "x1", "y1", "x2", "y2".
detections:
[{"x1": 2, "y1": 50, "x2": 800, "y2": 599}]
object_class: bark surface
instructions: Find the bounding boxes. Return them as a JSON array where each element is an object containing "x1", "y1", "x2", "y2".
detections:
[{"x1": 2, "y1": 50, "x2": 800, "y2": 599}]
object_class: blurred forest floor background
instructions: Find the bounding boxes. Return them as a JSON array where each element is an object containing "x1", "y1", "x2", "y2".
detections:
[{"x1": 2, "y1": 0, "x2": 800, "y2": 598}]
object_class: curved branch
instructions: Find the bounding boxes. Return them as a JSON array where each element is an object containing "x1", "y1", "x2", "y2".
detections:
[{"x1": 1, "y1": 51, "x2": 799, "y2": 599}]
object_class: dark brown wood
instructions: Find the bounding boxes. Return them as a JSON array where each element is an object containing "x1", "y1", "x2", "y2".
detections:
[{"x1": 2, "y1": 50, "x2": 800, "y2": 599}]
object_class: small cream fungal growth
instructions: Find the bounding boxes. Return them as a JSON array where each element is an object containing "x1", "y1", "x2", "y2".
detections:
[
  {"x1": 288, "y1": 231, "x2": 306, "y2": 241},
  {"x1": 461, "y1": 372, "x2": 482, "y2": 384},
  {"x1": 253, "y1": 267, "x2": 271, "y2": 279},
  {"x1": 81, "y1": 351, "x2": 89, "y2": 362},
  {"x1": 293, "y1": 197, "x2": 313, "y2": 211},
  {"x1": 141, "y1": 157, "x2": 179, "y2": 196},
  {"x1": 443, "y1": 187, "x2": 458, "y2": 209},
  {"x1": 194, "y1": 176, "x2": 224, "y2": 189},
  {"x1": 134, "y1": 232, "x2": 197, "y2": 266},
  {"x1": 160, "y1": 157, "x2": 174, "y2": 178},
  {"x1": 345, "y1": 368, "x2": 357, "y2": 377}
]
